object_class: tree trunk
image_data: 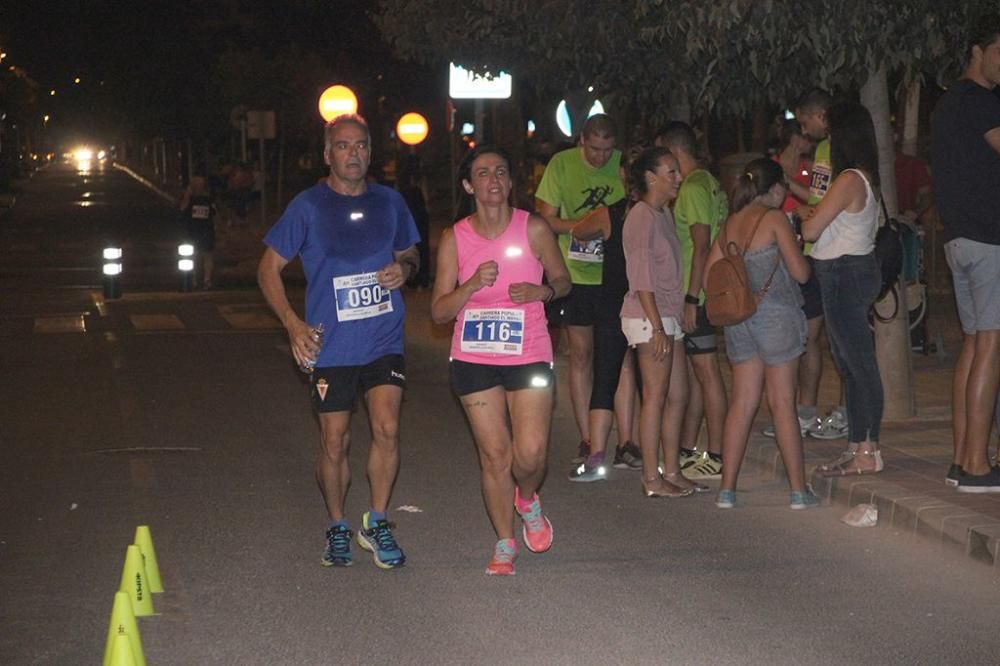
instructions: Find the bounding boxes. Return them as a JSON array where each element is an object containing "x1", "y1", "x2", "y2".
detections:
[
  {"x1": 862, "y1": 65, "x2": 915, "y2": 420},
  {"x1": 901, "y1": 79, "x2": 921, "y2": 157},
  {"x1": 668, "y1": 86, "x2": 692, "y2": 124}
]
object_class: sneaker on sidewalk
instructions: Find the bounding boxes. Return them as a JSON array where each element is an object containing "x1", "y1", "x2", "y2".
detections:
[
  {"x1": 762, "y1": 416, "x2": 813, "y2": 439},
  {"x1": 956, "y1": 466, "x2": 1000, "y2": 494},
  {"x1": 716, "y1": 489, "x2": 736, "y2": 509},
  {"x1": 806, "y1": 410, "x2": 848, "y2": 440},
  {"x1": 514, "y1": 487, "x2": 553, "y2": 553},
  {"x1": 679, "y1": 447, "x2": 700, "y2": 471},
  {"x1": 686, "y1": 451, "x2": 723, "y2": 479},
  {"x1": 570, "y1": 440, "x2": 591, "y2": 464},
  {"x1": 945, "y1": 463, "x2": 963, "y2": 488},
  {"x1": 321, "y1": 524, "x2": 353, "y2": 567},
  {"x1": 613, "y1": 441, "x2": 643, "y2": 470},
  {"x1": 569, "y1": 453, "x2": 607, "y2": 482},
  {"x1": 485, "y1": 538, "x2": 518, "y2": 576},
  {"x1": 356, "y1": 512, "x2": 406, "y2": 569},
  {"x1": 789, "y1": 488, "x2": 820, "y2": 510}
]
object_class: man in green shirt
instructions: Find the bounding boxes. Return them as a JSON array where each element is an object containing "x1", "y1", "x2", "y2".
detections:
[
  {"x1": 656, "y1": 122, "x2": 728, "y2": 479},
  {"x1": 536, "y1": 115, "x2": 629, "y2": 466}
]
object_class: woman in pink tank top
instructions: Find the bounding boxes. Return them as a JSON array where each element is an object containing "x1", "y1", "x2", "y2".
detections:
[{"x1": 432, "y1": 146, "x2": 570, "y2": 575}]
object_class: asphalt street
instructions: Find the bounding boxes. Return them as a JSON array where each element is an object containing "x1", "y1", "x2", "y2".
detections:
[{"x1": 1, "y1": 163, "x2": 998, "y2": 665}]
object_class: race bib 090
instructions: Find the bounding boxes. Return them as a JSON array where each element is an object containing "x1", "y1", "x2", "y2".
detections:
[{"x1": 334, "y1": 272, "x2": 392, "y2": 322}]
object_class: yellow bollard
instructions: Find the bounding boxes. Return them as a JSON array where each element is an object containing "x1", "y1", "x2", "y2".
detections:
[
  {"x1": 133, "y1": 525, "x2": 163, "y2": 593},
  {"x1": 118, "y1": 544, "x2": 155, "y2": 617},
  {"x1": 103, "y1": 591, "x2": 147, "y2": 666}
]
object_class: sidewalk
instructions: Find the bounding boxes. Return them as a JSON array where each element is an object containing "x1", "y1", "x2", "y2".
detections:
[
  {"x1": 119, "y1": 162, "x2": 1000, "y2": 573},
  {"x1": 744, "y1": 293, "x2": 1000, "y2": 574}
]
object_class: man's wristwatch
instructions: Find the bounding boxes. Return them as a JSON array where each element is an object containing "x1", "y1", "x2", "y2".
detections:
[{"x1": 684, "y1": 294, "x2": 699, "y2": 305}]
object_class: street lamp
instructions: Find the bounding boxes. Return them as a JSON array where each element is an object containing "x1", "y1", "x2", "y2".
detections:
[
  {"x1": 177, "y1": 243, "x2": 194, "y2": 292},
  {"x1": 318, "y1": 85, "x2": 358, "y2": 122},
  {"x1": 103, "y1": 247, "x2": 122, "y2": 299},
  {"x1": 396, "y1": 112, "x2": 429, "y2": 146}
]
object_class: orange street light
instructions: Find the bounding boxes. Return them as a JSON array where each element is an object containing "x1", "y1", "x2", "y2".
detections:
[
  {"x1": 396, "y1": 112, "x2": 429, "y2": 146},
  {"x1": 318, "y1": 85, "x2": 358, "y2": 122}
]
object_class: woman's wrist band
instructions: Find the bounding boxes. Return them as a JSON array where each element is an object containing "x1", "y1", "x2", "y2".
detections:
[{"x1": 684, "y1": 294, "x2": 699, "y2": 305}]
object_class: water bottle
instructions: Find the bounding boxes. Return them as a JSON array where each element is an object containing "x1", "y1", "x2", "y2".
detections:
[{"x1": 299, "y1": 322, "x2": 325, "y2": 373}]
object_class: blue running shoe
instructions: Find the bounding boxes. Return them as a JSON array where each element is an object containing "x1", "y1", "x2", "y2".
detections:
[
  {"x1": 321, "y1": 525, "x2": 353, "y2": 567},
  {"x1": 789, "y1": 488, "x2": 820, "y2": 510},
  {"x1": 356, "y1": 512, "x2": 406, "y2": 569},
  {"x1": 716, "y1": 489, "x2": 736, "y2": 509}
]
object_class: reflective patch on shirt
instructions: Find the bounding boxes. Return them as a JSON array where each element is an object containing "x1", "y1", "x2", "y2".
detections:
[{"x1": 191, "y1": 204, "x2": 211, "y2": 220}]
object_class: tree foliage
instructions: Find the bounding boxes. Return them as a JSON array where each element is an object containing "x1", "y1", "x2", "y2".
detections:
[{"x1": 375, "y1": 0, "x2": 993, "y2": 124}]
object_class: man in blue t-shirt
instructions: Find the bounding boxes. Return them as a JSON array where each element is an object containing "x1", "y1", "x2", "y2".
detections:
[
  {"x1": 931, "y1": 14, "x2": 1000, "y2": 493},
  {"x1": 259, "y1": 114, "x2": 420, "y2": 568}
]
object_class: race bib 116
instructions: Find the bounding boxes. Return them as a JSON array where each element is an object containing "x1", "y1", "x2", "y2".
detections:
[{"x1": 461, "y1": 308, "x2": 524, "y2": 355}]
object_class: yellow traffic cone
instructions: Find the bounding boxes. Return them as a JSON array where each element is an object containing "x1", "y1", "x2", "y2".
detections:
[
  {"x1": 134, "y1": 525, "x2": 163, "y2": 593},
  {"x1": 103, "y1": 591, "x2": 147, "y2": 666},
  {"x1": 108, "y1": 633, "x2": 138, "y2": 666},
  {"x1": 118, "y1": 544, "x2": 155, "y2": 617}
]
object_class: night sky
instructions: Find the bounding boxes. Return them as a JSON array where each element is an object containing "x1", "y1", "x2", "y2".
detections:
[{"x1": 1, "y1": 2, "x2": 434, "y2": 146}]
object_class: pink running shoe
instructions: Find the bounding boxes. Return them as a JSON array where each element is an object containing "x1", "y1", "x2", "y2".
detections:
[
  {"x1": 485, "y1": 538, "x2": 518, "y2": 576},
  {"x1": 514, "y1": 487, "x2": 553, "y2": 553}
]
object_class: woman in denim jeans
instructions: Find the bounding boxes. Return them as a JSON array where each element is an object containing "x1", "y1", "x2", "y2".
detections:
[{"x1": 801, "y1": 102, "x2": 884, "y2": 476}]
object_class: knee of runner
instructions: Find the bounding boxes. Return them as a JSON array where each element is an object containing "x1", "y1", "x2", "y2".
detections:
[{"x1": 369, "y1": 418, "x2": 401, "y2": 445}]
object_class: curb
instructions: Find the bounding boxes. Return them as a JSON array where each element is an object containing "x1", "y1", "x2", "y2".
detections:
[
  {"x1": 745, "y1": 435, "x2": 1000, "y2": 573},
  {"x1": 112, "y1": 162, "x2": 178, "y2": 205}
]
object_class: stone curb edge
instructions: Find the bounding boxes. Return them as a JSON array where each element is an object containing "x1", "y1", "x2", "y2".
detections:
[{"x1": 745, "y1": 437, "x2": 1000, "y2": 573}]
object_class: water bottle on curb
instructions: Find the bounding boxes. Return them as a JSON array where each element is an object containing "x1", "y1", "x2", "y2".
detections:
[{"x1": 299, "y1": 322, "x2": 325, "y2": 373}]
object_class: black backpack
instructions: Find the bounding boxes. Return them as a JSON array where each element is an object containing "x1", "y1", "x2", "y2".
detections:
[{"x1": 872, "y1": 198, "x2": 906, "y2": 321}]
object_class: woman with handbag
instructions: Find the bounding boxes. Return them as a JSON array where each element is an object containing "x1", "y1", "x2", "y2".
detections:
[
  {"x1": 706, "y1": 158, "x2": 814, "y2": 509},
  {"x1": 800, "y1": 102, "x2": 885, "y2": 476}
]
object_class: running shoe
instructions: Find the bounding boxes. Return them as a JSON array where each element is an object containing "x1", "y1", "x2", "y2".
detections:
[
  {"x1": 716, "y1": 489, "x2": 736, "y2": 509},
  {"x1": 807, "y1": 409, "x2": 848, "y2": 440},
  {"x1": 956, "y1": 466, "x2": 1000, "y2": 494},
  {"x1": 485, "y1": 538, "x2": 518, "y2": 576},
  {"x1": 761, "y1": 416, "x2": 813, "y2": 439},
  {"x1": 945, "y1": 463, "x2": 963, "y2": 488},
  {"x1": 514, "y1": 488, "x2": 553, "y2": 553},
  {"x1": 789, "y1": 488, "x2": 820, "y2": 510},
  {"x1": 570, "y1": 440, "x2": 591, "y2": 464},
  {"x1": 321, "y1": 525, "x2": 353, "y2": 567},
  {"x1": 686, "y1": 451, "x2": 723, "y2": 479},
  {"x1": 613, "y1": 441, "x2": 643, "y2": 470},
  {"x1": 356, "y1": 512, "x2": 406, "y2": 569},
  {"x1": 569, "y1": 454, "x2": 608, "y2": 482},
  {"x1": 679, "y1": 447, "x2": 700, "y2": 471}
]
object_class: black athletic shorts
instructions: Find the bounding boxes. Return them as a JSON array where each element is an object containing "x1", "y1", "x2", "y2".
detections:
[
  {"x1": 562, "y1": 283, "x2": 601, "y2": 327},
  {"x1": 449, "y1": 359, "x2": 554, "y2": 396},
  {"x1": 310, "y1": 354, "x2": 406, "y2": 413},
  {"x1": 683, "y1": 305, "x2": 718, "y2": 355}
]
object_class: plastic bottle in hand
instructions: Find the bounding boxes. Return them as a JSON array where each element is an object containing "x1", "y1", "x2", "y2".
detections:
[{"x1": 299, "y1": 322, "x2": 325, "y2": 373}]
